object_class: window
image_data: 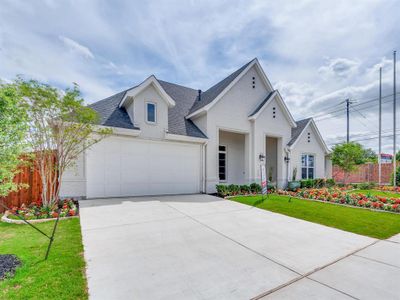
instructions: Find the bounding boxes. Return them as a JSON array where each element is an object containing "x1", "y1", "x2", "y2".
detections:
[
  {"x1": 146, "y1": 102, "x2": 156, "y2": 123},
  {"x1": 301, "y1": 154, "x2": 314, "y2": 179},
  {"x1": 219, "y1": 145, "x2": 227, "y2": 181}
]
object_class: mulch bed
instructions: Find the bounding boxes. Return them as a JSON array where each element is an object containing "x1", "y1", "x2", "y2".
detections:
[{"x1": 0, "y1": 254, "x2": 21, "y2": 280}]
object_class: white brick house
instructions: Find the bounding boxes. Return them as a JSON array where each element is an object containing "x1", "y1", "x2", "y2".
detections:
[{"x1": 60, "y1": 58, "x2": 331, "y2": 198}]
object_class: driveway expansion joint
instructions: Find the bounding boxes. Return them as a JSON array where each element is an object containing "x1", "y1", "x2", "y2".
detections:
[
  {"x1": 251, "y1": 239, "x2": 379, "y2": 299},
  {"x1": 353, "y1": 254, "x2": 400, "y2": 269}
]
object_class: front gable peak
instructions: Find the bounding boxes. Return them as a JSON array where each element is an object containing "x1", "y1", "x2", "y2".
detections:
[
  {"x1": 186, "y1": 58, "x2": 273, "y2": 119},
  {"x1": 119, "y1": 75, "x2": 176, "y2": 108},
  {"x1": 248, "y1": 90, "x2": 297, "y2": 127}
]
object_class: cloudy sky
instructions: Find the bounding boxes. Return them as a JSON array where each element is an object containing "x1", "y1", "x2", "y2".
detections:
[{"x1": 1, "y1": 0, "x2": 400, "y2": 152}]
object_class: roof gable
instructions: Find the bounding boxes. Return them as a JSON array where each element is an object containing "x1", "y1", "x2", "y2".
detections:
[
  {"x1": 119, "y1": 75, "x2": 176, "y2": 108},
  {"x1": 248, "y1": 90, "x2": 297, "y2": 127},
  {"x1": 289, "y1": 118, "x2": 329, "y2": 154},
  {"x1": 187, "y1": 58, "x2": 273, "y2": 118},
  {"x1": 88, "y1": 79, "x2": 206, "y2": 138}
]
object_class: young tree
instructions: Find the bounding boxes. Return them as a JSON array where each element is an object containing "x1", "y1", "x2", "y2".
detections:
[
  {"x1": 0, "y1": 82, "x2": 28, "y2": 196},
  {"x1": 396, "y1": 150, "x2": 400, "y2": 162},
  {"x1": 16, "y1": 78, "x2": 112, "y2": 208},
  {"x1": 331, "y1": 142, "x2": 366, "y2": 183},
  {"x1": 362, "y1": 148, "x2": 378, "y2": 163}
]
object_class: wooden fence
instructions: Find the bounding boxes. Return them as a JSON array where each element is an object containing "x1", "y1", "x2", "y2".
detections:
[
  {"x1": 333, "y1": 163, "x2": 394, "y2": 184},
  {"x1": 0, "y1": 154, "x2": 58, "y2": 213}
]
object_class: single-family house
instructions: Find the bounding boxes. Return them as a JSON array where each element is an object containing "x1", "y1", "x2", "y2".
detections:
[{"x1": 60, "y1": 58, "x2": 331, "y2": 198}]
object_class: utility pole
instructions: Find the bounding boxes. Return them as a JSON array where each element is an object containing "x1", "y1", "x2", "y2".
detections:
[
  {"x1": 346, "y1": 99, "x2": 350, "y2": 143},
  {"x1": 394, "y1": 50, "x2": 397, "y2": 187},
  {"x1": 379, "y1": 67, "x2": 382, "y2": 186}
]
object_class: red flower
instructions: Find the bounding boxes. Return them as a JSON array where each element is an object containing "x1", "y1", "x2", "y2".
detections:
[
  {"x1": 52, "y1": 212, "x2": 59, "y2": 218},
  {"x1": 358, "y1": 200, "x2": 366, "y2": 206},
  {"x1": 68, "y1": 209, "x2": 76, "y2": 216}
]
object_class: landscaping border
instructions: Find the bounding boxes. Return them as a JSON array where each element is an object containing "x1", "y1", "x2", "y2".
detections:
[
  {"x1": 228, "y1": 193, "x2": 400, "y2": 215},
  {"x1": 1, "y1": 214, "x2": 79, "y2": 224}
]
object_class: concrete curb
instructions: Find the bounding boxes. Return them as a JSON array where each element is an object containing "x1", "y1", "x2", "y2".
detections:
[{"x1": 1, "y1": 214, "x2": 79, "y2": 224}]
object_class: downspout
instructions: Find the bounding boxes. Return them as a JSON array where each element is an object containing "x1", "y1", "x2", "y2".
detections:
[{"x1": 202, "y1": 141, "x2": 208, "y2": 193}]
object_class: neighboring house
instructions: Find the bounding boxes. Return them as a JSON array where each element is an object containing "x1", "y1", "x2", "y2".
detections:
[{"x1": 60, "y1": 58, "x2": 331, "y2": 199}]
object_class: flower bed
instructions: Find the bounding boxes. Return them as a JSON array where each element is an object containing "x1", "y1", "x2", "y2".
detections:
[
  {"x1": 4, "y1": 199, "x2": 78, "y2": 221},
  {"x1": 378, "y1": 185, "x2": 400, "y2": 193},
  {"x1": 277, "y1": 188, "x2": 400, "y2": 213}
]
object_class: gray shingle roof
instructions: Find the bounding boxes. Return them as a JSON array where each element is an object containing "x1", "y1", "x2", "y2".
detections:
[
  {"x1": 88, "y1": 90, "x2": 139, "y2": 130},
  {"x1": 158, "y1": 80, "x2": 207, "y2": 138},
  {"x1": 288, "y1": 118, "x2": 312, "y2": 146},
  {"x1": 88, "y1": 80, "x2": 207, "y2": 138},
  {"x1": 248, "y1": 90, "x2": 276, "y2": 117},
  {"x1": 88, "y1": 59, "x2": 258, "y2": 138},
  {"x1": 188, "y1": 59, "x2": 255, "y2": 115}
]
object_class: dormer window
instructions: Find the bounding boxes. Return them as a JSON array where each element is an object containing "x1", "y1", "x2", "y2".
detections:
[{"x1": 146, "y1": 102, "x2": 156, "y2": 124}]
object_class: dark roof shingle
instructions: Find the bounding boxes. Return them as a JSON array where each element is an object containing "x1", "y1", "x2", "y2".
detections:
[
  {"x1": 288, "y1": 118, "x2": 312, "y2": 146},
  {"x1": 88, "y1": 91, "x2": 139, "y2": 130},
  {"x1": 158, "y1": 80, "x2": 207, "y2": 138},
  {"x1": 88, "y1": 59, "x2": 258, "y2": 138}
]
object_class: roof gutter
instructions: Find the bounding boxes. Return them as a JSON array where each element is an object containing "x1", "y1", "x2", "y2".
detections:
[{"x1": 164, "y1": 132, "x2": 208, "y2": 144}]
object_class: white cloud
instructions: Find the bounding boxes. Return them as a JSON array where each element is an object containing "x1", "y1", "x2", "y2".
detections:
[
  {"x1": 318, "y1": 58, "x2": 360, "y2": 79},
  {"x1": 59, "y1": 36, "x2": 94, "y2": 59}
]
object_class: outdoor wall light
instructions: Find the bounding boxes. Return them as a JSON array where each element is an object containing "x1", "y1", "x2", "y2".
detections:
[
  {"x1": 284, "y1": 156, "x2": 290, "y2": 163},
  {"x1": 259, "y1": 153, "x2": 265, "y2": 162}
]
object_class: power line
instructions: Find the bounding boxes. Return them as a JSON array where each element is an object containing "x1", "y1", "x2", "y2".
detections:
[
  {"x1": 315, "y1": 97, "x2": 393, "y2": 122},
  {"x1": 329, "y1": 133, "x2": 395, "y2": 145},
  {"x1": 311, "y1": 92, "x2": 400, "y2": 121}
]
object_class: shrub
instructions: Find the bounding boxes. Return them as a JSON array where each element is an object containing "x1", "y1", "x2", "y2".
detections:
[
  {"x1": 240, "y1": 185, "x2": 251, "y2": 194},
  {"x1": 228, "y1": 184, "x2": 240, "y2": 195},
  {"x1": 300, "y1": 179, "x2": 313, "y2": 188},
  {"x1": 357, "y1": 182, "x2": 377, "y2": 190},
  {"x1": 313, "y1": 178, "x2": 325, "y2": 188},
  {"x1": 267, "y1": 183, "x2": 276, "y2": 192},
  {"x1": 250, "y1": 182, "x2": 261, "y2": 194},
  {"x1": 326, "y1": 178, "x2": 335, "y2": 187},
  {"x1": 390, "y1": 166, "x2": 400, "y2": 186},
  {"x1": 216, "y1": 184, "x2": 228, "y2": 197}
]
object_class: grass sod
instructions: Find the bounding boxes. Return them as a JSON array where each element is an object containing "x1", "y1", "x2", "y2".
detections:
[
  {"x1": 0, "y1": 218, "x2": 87, "y2": 300},
  {"x1": 231, "y1": 194, "x2": 400, "y2": 239}
]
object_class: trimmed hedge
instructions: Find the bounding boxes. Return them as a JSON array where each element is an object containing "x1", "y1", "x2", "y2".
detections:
[
  {"x1": 299, "y1": 178, "x2": 335, "y2": 189},
  {"x1": 216, "y1": 183, "x2": 273, "y2": 197}
]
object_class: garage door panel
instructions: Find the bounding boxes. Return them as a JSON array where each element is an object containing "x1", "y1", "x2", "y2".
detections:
[{"x1": 86, "y1": 136, "x2": 201, "y2": 198}]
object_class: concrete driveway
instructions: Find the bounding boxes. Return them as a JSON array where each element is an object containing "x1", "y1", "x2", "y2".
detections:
[{"x1": 79, "y1": 194, "x2": 400, "y2": 300}]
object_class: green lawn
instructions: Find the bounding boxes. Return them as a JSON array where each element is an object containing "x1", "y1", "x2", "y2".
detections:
[
  {"x1": 231, "y1": 194, "x2": 400, "y2": 239},
  {"x1": 350, "y1": 189, "x2": 400, "y2": 198},
  {"x1": 0, "y1": 218, "x2": 87, "y2": 300}
]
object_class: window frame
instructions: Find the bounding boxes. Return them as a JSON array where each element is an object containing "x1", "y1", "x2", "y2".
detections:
[
  {"x1": 218, "y1": 145, "x2": 227, "y2": 182},
  {"x1": 301, "y1": 153, "x2": 315, "y2": 179},
  {"x1": 145, "y1": 101, "x2": 157, "y2": 124}
]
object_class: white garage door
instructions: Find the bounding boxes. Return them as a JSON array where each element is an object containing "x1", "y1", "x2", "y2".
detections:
[{"x1": 86, "y1": 136, "x2": 201, "y2": 198}]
